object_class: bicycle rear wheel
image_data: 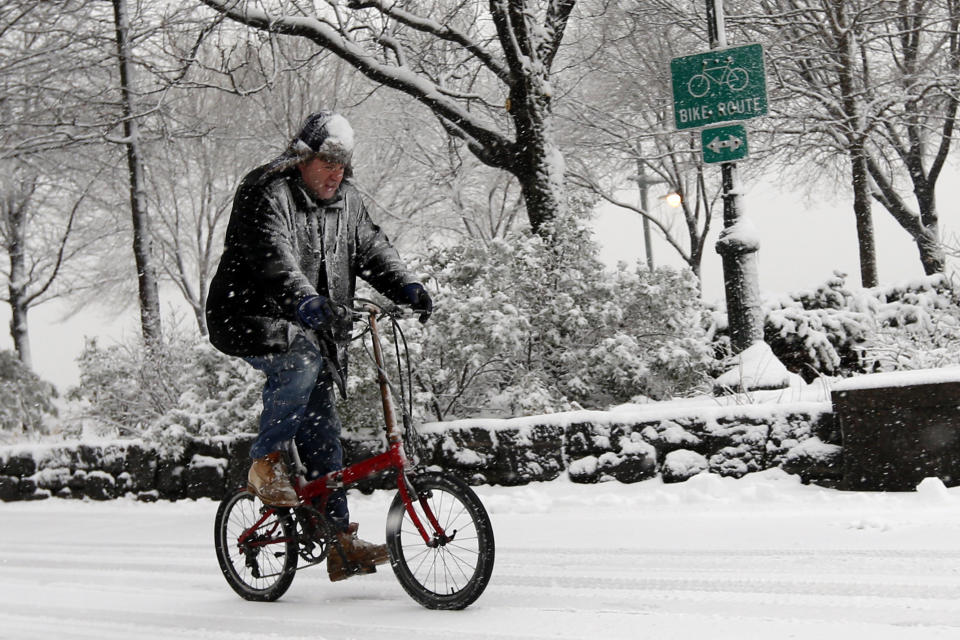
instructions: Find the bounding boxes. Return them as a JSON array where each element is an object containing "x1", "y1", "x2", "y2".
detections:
[
  {"x1": 214, "y1": 488, "x2": 297, "y2": 601},
  {"x1": 386, "y1": 472, "x2": 495, "y2": 609}
]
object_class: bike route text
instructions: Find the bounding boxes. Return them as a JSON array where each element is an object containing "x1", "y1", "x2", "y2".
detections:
[{"x1": 677, "y1": 97, "x2": 765, "y2": 126}]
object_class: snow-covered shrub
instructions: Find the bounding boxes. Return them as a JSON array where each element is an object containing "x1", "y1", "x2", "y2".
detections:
[
  {"x1": 0, "y1": 350, "x2": 57, "y2": 439},
  {"x1": 711, "y1": 272, "x2": 960, "y2": 381},
  {"x1": 69, "y1": 329, "x2": 263, "y2": 448},
  {"x1": 858, "y1": 275, "x2": 960, "y2": 372},
  {"x1": 396, "y1": 211, "x2": 715, "y2": 420},
  {"x1": 761, "y1": 272, "x2": 874, "y2": 380}
]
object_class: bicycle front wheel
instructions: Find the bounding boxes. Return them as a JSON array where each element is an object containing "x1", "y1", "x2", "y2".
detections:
[
  {"x1": 386, "y1": 472, "x2": 495, "y2": 609},
  {"x1": 214, "y1": 488, "x2": 297, "y2": 602}
]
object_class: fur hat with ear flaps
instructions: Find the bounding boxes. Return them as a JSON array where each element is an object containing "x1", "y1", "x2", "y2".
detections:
[
  {"x1": 261, "y1": 111, "x2": 355, "y2": 179},
  {"x1": 290, "y1": 111, "x2": 354, "y2": 165}
]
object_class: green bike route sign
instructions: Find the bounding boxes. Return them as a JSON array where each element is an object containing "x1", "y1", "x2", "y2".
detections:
[{"x1": 670, "y1": 43, "x2": 768, "y2": 131}]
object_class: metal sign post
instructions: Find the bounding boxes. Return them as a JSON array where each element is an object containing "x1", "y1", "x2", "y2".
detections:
[{"x1": 705, "y1": 0, "x2": 765, "y2": 353}]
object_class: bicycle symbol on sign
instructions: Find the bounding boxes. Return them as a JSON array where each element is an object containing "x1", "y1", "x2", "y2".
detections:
[{"x1": 687, "y1": 56, "x2": 750, "y2": 98}]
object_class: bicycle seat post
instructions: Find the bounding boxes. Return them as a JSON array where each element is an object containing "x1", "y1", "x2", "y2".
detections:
[{"x1": 284, "y1": 440, "x2": 307, "y2": 479}]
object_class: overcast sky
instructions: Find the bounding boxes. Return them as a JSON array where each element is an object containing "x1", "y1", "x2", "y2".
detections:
[{"x1": 595, "y1": 173, "x2": 956, "y2": 302}]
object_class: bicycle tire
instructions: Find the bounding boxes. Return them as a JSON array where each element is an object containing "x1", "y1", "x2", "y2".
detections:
[
  {"x1": 386, "y1": 472, "x2": 495, "y2": 610},
  {"x1": 214, "y1": 488, "x2": 297, "y2": 602}
]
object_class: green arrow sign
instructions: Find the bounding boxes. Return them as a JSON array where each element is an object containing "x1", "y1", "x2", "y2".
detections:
[
  {"x1": 701, "y1": 124, "x2": 748, "y2": 164},
  {"x1": 671, "y1": 44, "x2": 768, "y2": 131}
]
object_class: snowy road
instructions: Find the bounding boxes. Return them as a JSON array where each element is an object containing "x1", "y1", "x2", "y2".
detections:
[{"x1": 3, "y1": 470, "x2": 960, "y2": 639}]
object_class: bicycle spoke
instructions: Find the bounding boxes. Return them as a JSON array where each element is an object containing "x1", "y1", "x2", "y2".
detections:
[
  {"x1": 438, "y1": 550, "x2": 459, "y2": 592},
  {"x1": 397, "y1": 495, "x2": 482, "y2": 594}
]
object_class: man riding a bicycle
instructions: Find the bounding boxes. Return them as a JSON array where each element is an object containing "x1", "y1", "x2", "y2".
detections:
[{"x1": 206, "y1": 110, "x2": 433, "y2": 582}]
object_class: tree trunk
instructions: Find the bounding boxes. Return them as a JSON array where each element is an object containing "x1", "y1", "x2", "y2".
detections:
[
  {"x1": 850, "y1": 145, "x2": 878, "y2": 287},
  {"x1": 514, "y1": 138, "x2": 565, "y2": 234},
  {"x1": 112, "y1": 0, "x2": 162, "y2": 347},
  {"x1": 915, "y1": 185, "x2": 945, "y2": 275},
  {"x1": 9, "y1": 303, "x2": 31, "y2": 369},
  {"x1": 5, "y1": 196, "x2": 31, "y2": 368}
]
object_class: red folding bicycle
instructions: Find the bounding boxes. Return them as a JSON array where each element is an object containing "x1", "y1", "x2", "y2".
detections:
[{"x1": 213, "y1": 300, "x2": 495, "y2": 610}]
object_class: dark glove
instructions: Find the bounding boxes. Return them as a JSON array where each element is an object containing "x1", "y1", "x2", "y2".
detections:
[
  {"x1": 296, "y1": 294, "x2": 335, "y2": 330},
  {"x1": 400, "y1": 283, "x2": 433, "y2": 324}
]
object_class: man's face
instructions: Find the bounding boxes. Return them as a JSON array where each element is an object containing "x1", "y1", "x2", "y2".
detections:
[{"x1": 299, "y1": 157, "x2": 346, "y2": 201}]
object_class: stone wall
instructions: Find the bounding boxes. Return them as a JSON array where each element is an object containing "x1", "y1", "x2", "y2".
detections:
[{"x1": 0, "y1": 405, "x2": 840, "y2": 502}]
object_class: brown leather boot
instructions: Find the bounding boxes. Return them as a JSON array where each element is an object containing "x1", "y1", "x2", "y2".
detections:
[
  {"x1": 247, "y1": 452, "x2": 299, "y2": 507},
  {"x1": 327, "y1": 522, "x2": 390, "y2": 582}
]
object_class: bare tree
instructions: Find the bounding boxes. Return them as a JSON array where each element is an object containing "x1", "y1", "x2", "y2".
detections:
[
  {"x1": 195, "y1": 0, "x2": 576, "y2": 234},
  {"x1": 0, "y1": 163, "x2": 100, "y2": 368},
  {"x1": 865, "y1": 0, "x2": 959, "y2": 276},
  {"x1": 360, "y1": 106, "x2": 525, "y2": 245},
  {"x1": 743, "y1": 0, "x2": 960, "y2": 283},
  {"x1": 110, "y1": 0, "x2": 162, "y2": 346},
  {"x1": 1, "y1": 1, "x2": 168, "y2": 343},
  {"x1": 147, "y1": 135, "x2": 234, "y2": 336},
  {"x1": 559, "y1": 2, "x2": 727, "y2": 280},
  {"x1": 0, "y1": 169, "x2": 39, "y2": 367}
]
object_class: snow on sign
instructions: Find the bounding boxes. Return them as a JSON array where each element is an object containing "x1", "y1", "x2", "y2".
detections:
[
  {"x1": 670, "y1": 44, "x2": 768, "y2": 131},
  {"x1": 701, "y1": 124, "x2": 748, "y2": 164}
]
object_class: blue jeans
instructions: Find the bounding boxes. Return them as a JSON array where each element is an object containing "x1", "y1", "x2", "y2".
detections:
[{"x1": 245, "y1": 334, "x2": 348, "y2": 529}]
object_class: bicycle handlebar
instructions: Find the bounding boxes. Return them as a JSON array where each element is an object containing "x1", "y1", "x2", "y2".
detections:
[{"x1": 348, "y1": 299, "x2": 430, "y2": 324}]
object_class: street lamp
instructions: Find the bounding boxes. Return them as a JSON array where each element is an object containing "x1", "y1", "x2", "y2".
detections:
[{"x1": 635, "y1": 162, "x2": 680, "y2": 270}]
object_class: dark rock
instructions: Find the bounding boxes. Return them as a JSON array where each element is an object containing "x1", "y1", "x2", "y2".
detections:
[
  {"x1": 68, "y1": 469, "x2": 88, "y2": 491},
  {"x1": 781, "y1": 437, "x2": 843, "y2": 486},
  {"x1": 83, "y1": 472, "x2": 118, "y2": 500},
  {"x1": 595, "y1": 433, "x2": 658, "y2": 484},
  {"x1": 17, "y1": 476, "x2": 37, "y2": 497},
  {"x1": 0, "y1": 476, "x2": 20, "y2": 501},
  {"x1": 709, "y1": 445, "x2": 761, "y2": 478},
  {"x1": 434, "y1": 428, "x2": 497, "y2": 477},
  {"x1": 99, "y1": 444, "x2": 127, "y2": 476},
  {"x1": 486, "y1": 424, "x2": 564, "y2": 486},
  {"x1": 184, "y1": 455, "x2": 227, "y2": 500},
  {"x1": 123, "y1": 443, "x2": 157, "y2": 492},
  {"x1": 76, "y1": 444, "x2": 101, "y2": 471},
  {"x1": 187, "y1": 437, "x2": 231, "y2": 461},
  {"x1": 2, "y1": 452, "x2": 36, "y2": 477},
  {"x1": 568, "y1": 455, "x2": 600, "y2": 484},
  {"x1": 632, "y1": 419, "x2": 705, "y2": 456},
  {"x1": 661, "y1": 449, "x2": 709, "y2": 483},
  {"x1": 564, "y1": 422, "x2": 614, "y2": 459},
  {"x1": 32, "y1": 467, "x2": 71, "y2": 494},
  {"x1": 156, "y1": 461, "x2": 186, "y2": 500},
  {"x1": 23, "y1": 488, "x2": 50, "y2": 501}
]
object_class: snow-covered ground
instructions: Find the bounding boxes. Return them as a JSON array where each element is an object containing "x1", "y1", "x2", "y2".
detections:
[{"x1": 4, "y1": 470, "x2": 960, "y2": 639}]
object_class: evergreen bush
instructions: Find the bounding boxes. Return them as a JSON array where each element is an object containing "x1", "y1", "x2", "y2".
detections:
[{"x1": 0, "y1": 350, "x2": 58, "y2": 439}]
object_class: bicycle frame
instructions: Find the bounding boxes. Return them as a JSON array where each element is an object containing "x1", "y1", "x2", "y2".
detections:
[{"x1": 237, "y1": 303, "x2": 447, "y2": 553}]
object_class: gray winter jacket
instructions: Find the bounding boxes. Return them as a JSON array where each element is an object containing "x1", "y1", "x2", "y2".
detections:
[{"x1": 206, "y1": 165, "x2": 416, "y2": 391}]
